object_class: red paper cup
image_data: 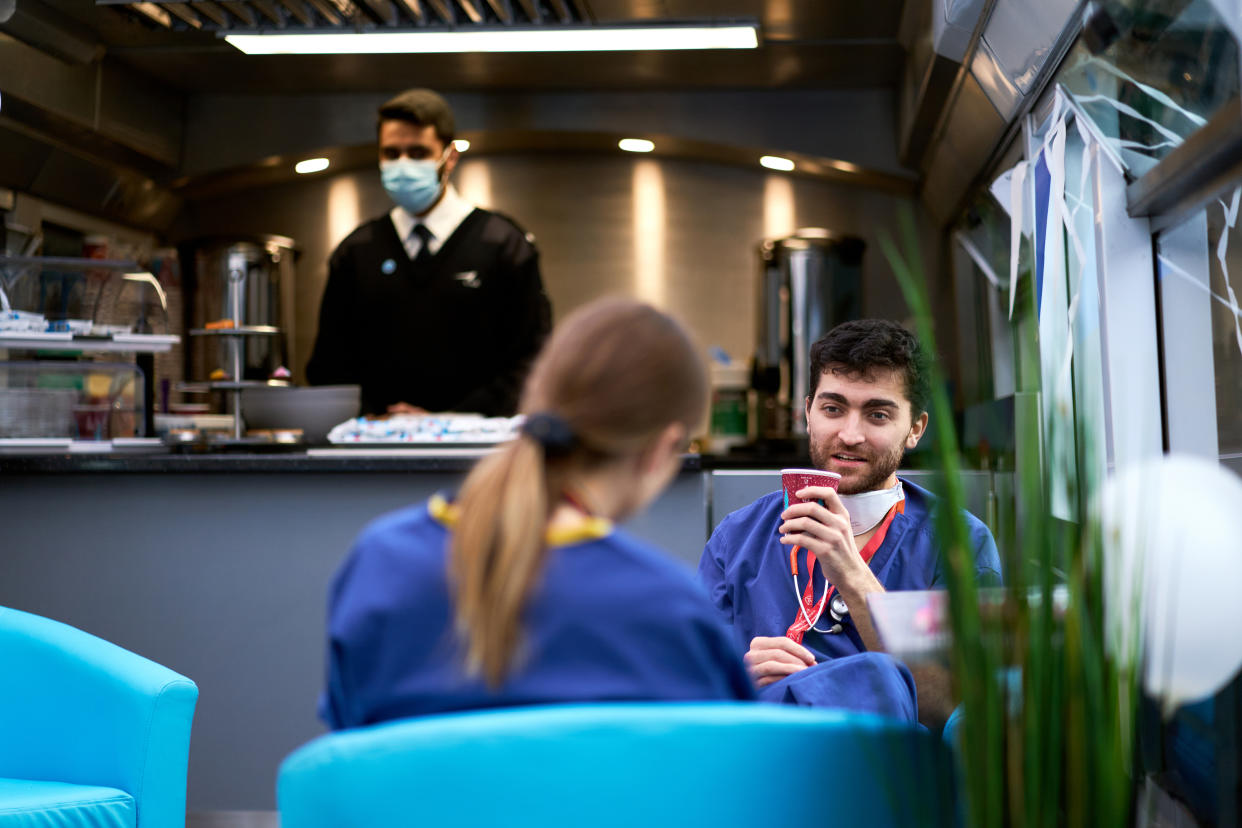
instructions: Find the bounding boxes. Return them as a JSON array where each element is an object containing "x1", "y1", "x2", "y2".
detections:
[{"x1": 781, "y1": 468, "x2": 842, "y2": 508}]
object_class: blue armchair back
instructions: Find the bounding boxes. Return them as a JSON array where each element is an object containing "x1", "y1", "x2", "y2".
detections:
[
  {"x1": 279, "y1": 703, "x2": 956, "y2": 828},
  {"x1": 0, "y1": 607, "x2": 199, "y2": 827}
]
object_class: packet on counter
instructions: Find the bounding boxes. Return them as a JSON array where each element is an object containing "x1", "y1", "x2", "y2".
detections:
[
  {"x1": 0, "y1": 311, "x2": 47, "y2": 332},
  {"x1": 327, "y1": 413, "x2": 523, "y2": 444}
]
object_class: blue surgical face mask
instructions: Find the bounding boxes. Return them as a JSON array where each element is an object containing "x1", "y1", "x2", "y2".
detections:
[{"x1": 380, "y1": 152, "x2": 446, "y2": 215}]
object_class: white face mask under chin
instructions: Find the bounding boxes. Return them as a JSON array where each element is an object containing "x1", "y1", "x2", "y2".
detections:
[{"x1": 839, "y1": 480, "x2": 905, "y2": 535}]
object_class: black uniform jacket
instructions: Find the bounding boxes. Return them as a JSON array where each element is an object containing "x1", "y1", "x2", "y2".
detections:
[{"x1": 306, "y1": 209, "x2": 552, "y2": 416}]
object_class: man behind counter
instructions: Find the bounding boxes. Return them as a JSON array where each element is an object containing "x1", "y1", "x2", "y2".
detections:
[
  {"x1": 307, "y1": 88, "x2": 552, "y2": 417},
  {"x1": 699, "y1": 319, "x2": 1001, "y2": 729}
]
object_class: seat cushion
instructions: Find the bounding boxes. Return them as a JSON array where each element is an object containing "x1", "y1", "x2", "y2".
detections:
[{"x1": 0, "y1": 778, "x2": 135, "y2": 828}]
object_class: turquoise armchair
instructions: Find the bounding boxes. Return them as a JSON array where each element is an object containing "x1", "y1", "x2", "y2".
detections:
[
  {"x1": 279, "y1": 703, "x2": 957, "y2": 828},
  {"x1": 0, "y1": 607, "x2": 199, "y2": 827}
]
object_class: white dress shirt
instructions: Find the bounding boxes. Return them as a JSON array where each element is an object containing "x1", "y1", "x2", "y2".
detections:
[{"x1": 389, "y1": 185, "x2": 476, "y2": 260}]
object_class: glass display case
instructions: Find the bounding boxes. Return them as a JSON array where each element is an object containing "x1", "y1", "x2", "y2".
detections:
[
  {"x1": 0, "y1": 254, "x2": 180, "y2": 441},
  {"x1": 0, "y1": 361, "x2": 145, "y2": 440}
]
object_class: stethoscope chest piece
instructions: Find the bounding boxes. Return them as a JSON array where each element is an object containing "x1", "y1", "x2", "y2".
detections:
[{"x1": 828, "y1": 593, "x2": 849, "y2": 625}]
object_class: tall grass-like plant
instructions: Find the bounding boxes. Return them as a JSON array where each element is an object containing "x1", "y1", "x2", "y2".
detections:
[{"x1": 879, "y1": 206, "x2": 1138, "y2": 827}]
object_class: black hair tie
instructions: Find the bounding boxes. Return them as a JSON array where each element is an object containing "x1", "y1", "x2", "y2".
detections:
[{"x1": 521, "y1": 412, "x2": 576, "y2": 456}]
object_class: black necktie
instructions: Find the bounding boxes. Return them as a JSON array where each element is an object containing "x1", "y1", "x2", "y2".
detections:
[{"x1": 411, "y1": 224, "x2": 435, "y2": 269}]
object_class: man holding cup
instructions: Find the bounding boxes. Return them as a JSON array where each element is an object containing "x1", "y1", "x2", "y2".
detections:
[{"x1": 698, "y1": 319, "x2": 1000, "y2": 728}]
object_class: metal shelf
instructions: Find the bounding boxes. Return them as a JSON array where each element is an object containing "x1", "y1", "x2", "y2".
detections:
[
  {"x1": 188, "y1": 326, "x2": 280, "y2": 337},
  {"x1": 0, "y1": 255, "x2": 142, "y2": 271},
  {"x1": 0, "y1": 331, "x2": 179, "y2": 353},
  {"x1": 177, "y1": 379, "x2": 291, "y2": 392},
  {"x1": 0, "y1": 438, "x2": 166, "y2": 454}
]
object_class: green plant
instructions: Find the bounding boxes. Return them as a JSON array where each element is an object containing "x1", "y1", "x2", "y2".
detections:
[{"x1": 880, "y1": 206, "x2": 1138, "y2": 827}]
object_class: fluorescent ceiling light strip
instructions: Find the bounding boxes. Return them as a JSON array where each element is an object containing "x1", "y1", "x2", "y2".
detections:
[{"x1": 225, "y1": 25, "x2": 758, "y2": 54}]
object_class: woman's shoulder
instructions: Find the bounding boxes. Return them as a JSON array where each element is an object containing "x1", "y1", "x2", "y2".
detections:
[
  {"x1": 346, "y1": 501, "x2": 449, "y2": 577},
  {"x1": 357, "y1": 500, "x2": 439, "y2": 543},
  {"x1": 567, "y1": 531, "x2": 708, "y2": 606},
  {"x1": 328, "y1": 502, "x2": 450, "y2": 627}
]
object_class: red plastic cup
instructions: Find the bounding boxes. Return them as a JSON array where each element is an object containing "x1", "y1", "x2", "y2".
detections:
[{"x1": 781, "y1": 468, "x2": 842, "y2": 508}]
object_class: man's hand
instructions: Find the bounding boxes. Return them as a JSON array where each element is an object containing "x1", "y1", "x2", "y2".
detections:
[
  {"x1": 779, "y1": 486, "x2": 883, "y2": 598},
  {"x1": 386, "y1": 402, "x2": 428, "y2": 416},
  {"x1": 744, "y1": 636, "x2": 817, "y2": 688},
  {"x1": 779, "y1": 485, "x2": 886, "y2": 652}
]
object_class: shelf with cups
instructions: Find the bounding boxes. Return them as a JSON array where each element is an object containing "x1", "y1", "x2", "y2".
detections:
[{"x1": 1, "y1": 255, "x2": 179, "y2": 442}]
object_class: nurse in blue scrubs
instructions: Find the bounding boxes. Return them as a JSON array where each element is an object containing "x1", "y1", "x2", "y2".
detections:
[{"x1": 321, "y1": 297, "x2": 755, "y2": 730}]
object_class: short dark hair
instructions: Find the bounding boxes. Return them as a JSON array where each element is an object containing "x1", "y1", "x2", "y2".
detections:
[
  {"x1": 808, "y1": 319, "x2": 931, "y2": 416},
  {"x1": 376, "y1": 88, "x2": 455, "y2": 145}
]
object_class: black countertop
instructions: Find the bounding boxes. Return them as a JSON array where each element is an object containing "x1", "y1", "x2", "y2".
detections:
[{"x1": 0, "y1": 448, "x2": 733, "y2": 474}]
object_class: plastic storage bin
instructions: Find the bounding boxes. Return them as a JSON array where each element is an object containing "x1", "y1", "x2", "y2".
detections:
[{"x1": 0, "y1": 361, "x2": 145, "y2": 439}]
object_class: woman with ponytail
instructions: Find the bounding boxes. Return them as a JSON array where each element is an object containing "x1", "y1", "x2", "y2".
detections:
[{"x1": 320, "y1": 297, "x2": 754, "y2": 729}]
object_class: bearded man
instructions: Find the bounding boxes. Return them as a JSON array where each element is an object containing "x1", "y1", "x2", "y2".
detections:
[{"x1": 698, "y1": 319, "x2": 1001, "y2": 729}]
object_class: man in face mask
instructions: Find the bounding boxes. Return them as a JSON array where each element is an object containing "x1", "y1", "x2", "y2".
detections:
[
  {"x1": 307, "y1": 88, "x2": 551, "y2": 417},
  {"x1": 698, "y1": 319, "x2": 1001, "y2": 729}
]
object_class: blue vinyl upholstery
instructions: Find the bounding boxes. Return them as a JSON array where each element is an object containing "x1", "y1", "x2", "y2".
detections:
[
  {"x1": 0, "y1": 607, "x2": 198, "y2": 827},
  {"x1": 279, "y1": 702, "x2": 957, "y2": 828}
]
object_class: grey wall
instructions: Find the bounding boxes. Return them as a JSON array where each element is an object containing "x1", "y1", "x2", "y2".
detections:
[
  {"x1": 182, "y1": 90, "x2": 905, "y2": 176},
  {"x1": 175, "y1": 152, "x2": 943, "y2": 385}
]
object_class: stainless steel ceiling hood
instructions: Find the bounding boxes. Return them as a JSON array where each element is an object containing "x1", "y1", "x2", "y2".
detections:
[
  {"x1": 94, "y1": 0, "x2": 592, "y2": 33},
  {"x1": 910, "y1": 0, "x2": 1085, "y2": 226},
  {"x1": 0, "y1": 117, "x2": 182, "y2": 230},
  {"x1": 0, "y1": 29, "x2": 183, "y2": 230},
  {"x1": 1, "y1": 0, "x2": 103, "y2": 62}
]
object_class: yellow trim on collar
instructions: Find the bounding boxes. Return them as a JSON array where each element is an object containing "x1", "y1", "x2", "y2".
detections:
[
  {"x1": 428, "y1": 493, "x2": 459, "y2": 525},
  {"x1": 545, "y1": 517, "x2": 613, "y2": 546},
  {"x1": 429, "y1": 493, "x2": 612, "y2": 547}
]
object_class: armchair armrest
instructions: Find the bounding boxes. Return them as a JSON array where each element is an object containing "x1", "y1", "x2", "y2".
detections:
[{"x1": 0, "y1": 607, "x2": 198, "y2": 827}]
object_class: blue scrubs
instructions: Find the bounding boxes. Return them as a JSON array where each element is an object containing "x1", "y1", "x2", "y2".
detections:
[
  {"x1": 698, "y1": 478, "x2": 1001, "y2": 720},
  {"x1": 322, "y1": 495, "x2": 756, "y2": 730}
]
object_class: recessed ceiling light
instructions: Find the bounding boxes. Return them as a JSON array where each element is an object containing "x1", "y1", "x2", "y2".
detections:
[
  {"x1": 295, "y1": 157, "x2": 330, "y2": 174},
  {"x1": 619, "y1": 138, "x2": 655, "y2": 153},
  {"x1": 760, "y1": 155, "x2": 795, "y2": 172},
  {"x1": 453, "y1": 139, "x2": 470, "y2": 152},
  {"x1": 224, "y1": 24, "x2": 759, "y2": 55}
]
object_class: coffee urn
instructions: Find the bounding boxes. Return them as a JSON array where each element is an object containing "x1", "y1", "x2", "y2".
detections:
[
  {"x1": 179, "y1": 235, "x2": 298, "y2": 384},
  {"x1": 753, "y1": 229, "x2": 864, "y2": 441}
]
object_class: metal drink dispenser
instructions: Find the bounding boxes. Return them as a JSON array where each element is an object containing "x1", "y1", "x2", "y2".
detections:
[
  {"x1": 180, "y1": 236, "x2": 298, "y2": 384},
  {"x1": 753, "y1": 230, "x2": 864, "y2": 440}
]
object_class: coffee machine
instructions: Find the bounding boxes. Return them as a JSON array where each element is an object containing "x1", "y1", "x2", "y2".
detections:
[{"x1": 752, "y1": 229, "x2": 865, "y2": 442}]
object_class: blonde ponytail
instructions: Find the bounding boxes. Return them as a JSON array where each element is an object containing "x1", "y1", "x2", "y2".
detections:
[
  {"x1": 448, "y1": 297, "x2": 708, "y2": 688},
  {"x1": 449, "y1": 435, "x2": 552, "y2": 686}
]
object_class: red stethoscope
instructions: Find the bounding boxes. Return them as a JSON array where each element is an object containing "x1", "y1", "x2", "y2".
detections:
[
  {"x1": 785, "y1": 501, "x2": 904, "y2": 639},
  {"x1": 789, "y1": 546, "x2": 850, "y2": 634}
]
